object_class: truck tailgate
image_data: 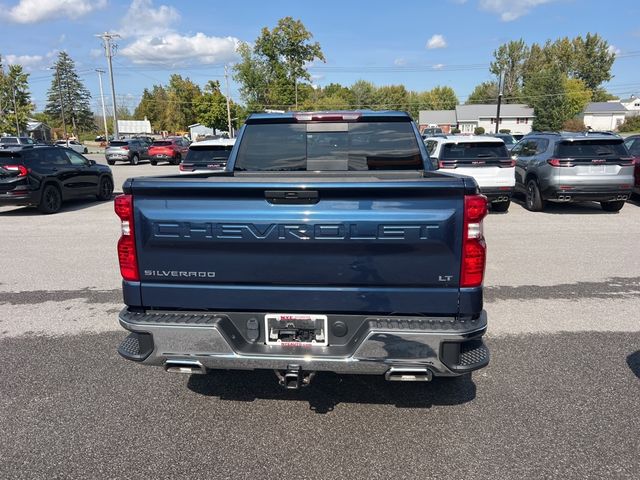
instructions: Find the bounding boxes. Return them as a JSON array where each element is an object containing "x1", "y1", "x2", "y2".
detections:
[{"x1": 129, "y1": 176, "x2": 465, "y2": 315}]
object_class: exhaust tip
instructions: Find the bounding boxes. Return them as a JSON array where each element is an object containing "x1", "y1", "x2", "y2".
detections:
[
  {"x1": 385, "y1": 367, "x2": 433, "y2": 382},
  {"x1": 165, "y1": 360, "x2": 206, "y2": 375}
]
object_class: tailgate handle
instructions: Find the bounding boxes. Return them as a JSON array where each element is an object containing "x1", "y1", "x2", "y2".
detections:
[{"x1": 265, "y1": 190, "x2": 319, "y2": 205}]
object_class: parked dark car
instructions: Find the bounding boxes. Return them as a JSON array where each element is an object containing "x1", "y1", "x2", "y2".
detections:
[
  {"x1": 623, "y1": 135, "x2": 640, "y2": 196},
  {"x1": 0, "y1": 146, "x2": 113, "y2": 214},
  {"x1": 105, "y1": 139, "x2": 149, "y2": 165},
  {"x1": 492, "y1": 133, "x2": 517, "y2": 151},
  {"x1": 179, "y1": 138, "x2": 235, "y2": 173},
  {"x1": 148, "y1": 137, "x2": 190, "y2": 165},
  {"x1": 0, "y1": 136, "x2": 36, "y2": 148}
]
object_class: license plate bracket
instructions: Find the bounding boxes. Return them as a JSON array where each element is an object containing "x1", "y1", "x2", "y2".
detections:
[{"x1": 265, "y1": 314, "x2": 328, "y2": 347}]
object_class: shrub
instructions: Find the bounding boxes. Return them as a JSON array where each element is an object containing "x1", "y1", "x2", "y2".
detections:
[
  {"x1": 450, "y1": 127, "x2": 460, "y2": 134},
  {"x1": 562, "y1": 118, "x2": 586, "y2": 132},
  {"x1": 474, "y1": 126, "x2": 485, "y2": 135},
  {"x1": 618, "y1": 115, "x2": 640, "y2": 132},
  {"x1": 499, "y1": 129, "x2": 511, "y2": 134}
]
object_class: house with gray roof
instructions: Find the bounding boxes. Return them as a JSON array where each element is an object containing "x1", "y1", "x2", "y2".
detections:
[
  {"x1": 580, "y1": 102, "x2": 628, "y2": 131},
  {"x1": 618, "y1": 96, "x2": 640, "y2": 112},
  {"x1": 418, "y1": 104, "x2": 535, "y2": 135}
]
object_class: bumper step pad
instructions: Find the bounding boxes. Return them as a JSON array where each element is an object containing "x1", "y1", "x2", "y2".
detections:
[{"x1": 117, "y1": 332, "x2": 154, "y2": 362}]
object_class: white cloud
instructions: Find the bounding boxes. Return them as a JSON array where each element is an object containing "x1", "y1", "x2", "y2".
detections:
[
  {"x1": 433, "y1": 63, "x2": 445, "y2": 70},
  {"x1": 117, "y1": 0, "x2": 240, "y2": 66},
  {"x1": 479, "y1": 0, "x2": 555, "y2": 22},
  {"x1": 118, "y1": 0, "x2": 179, "y2": 38},
  {"x1": 4, "y1": 54, "x2": 44, "y2": 68},
  {"x1": 4, "y1": 0, "x2": 106, "y2": 24},
  {"x1": 394, "y1": 58, "x2": 407, "y2": 66},
  {"x1": 426, "y1": 34, "x2": 447, "y2": 49},
  {"x1": 607, "y1": 45, "x2": 621, "y2": 57},
  {"x1": 121, "y1": 33, "x2": 240, "y2": 66}
]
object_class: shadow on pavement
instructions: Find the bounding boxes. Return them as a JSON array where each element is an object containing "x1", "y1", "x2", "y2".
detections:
[
  {"x1": 511, "y1": 194, "x2": 615, "y2": 215},
  {"x1": 626, "y1": 351, "x2": 640, "y2": 379},
  {"x1": 187, "y1": 369, "x2": 476, "y2": 413},
  {"x1": 0, "y1": 196, "x2": 115, "y2": 216}
]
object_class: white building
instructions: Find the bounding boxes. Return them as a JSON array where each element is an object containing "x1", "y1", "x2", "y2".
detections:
[
  {"x1": 580, "y1": 102, "x2": 628, "y2": 131},
  {"x1": 455, "y1": 104, "x2": 535, "y2": 135},
  {"x1": 618, "y1": 96, "x2": 640, "y2": 112},
  {"x1": 117, "y1": 119, "x2": 152, "y2": 135}
]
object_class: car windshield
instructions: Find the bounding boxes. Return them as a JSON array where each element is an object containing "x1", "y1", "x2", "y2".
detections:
[
  {"x1": 496, "y1": 135, "x2": 515, "y2": 145},
  {"x1": 234, "y1": 122, "x2": 423, "y2": 171},
  {"x1": 556, "y1": 140, "x2": 628, "y2": 158},
  {"x1": 187, "y1": 146, "x2": 233, "y2": 163},
  {"x1": 441, "y1": 142, "x2": 509, "y2": 159},
  {"x1": 152, "y1": 141, "x2": 172, "y2": 146}
]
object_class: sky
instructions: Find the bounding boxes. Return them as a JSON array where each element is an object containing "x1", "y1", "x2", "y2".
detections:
[{"x1": 1, "y1": 0, "x2": 640, "y2": 113}]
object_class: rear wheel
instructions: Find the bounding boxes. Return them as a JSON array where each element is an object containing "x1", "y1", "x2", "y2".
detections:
[
  {"x1": 130, "y1": 154, "x2": 139, "y2": 166},
  {"x1": 150, "y1": 160, "x2": 157, "y2": 166},
  {"x1": 172, "y1": 154, "x2": 181, "y2": 166},
  {"x1": 525, "y1": 179, "x2": 545, "y2": 212},
  {"x1": 107, "y1": 160, "x2": 115, "y2": 166},
  {"x1": 96, "y1": 177, "x2": 113, "y2": 201},
  {"x1": 38, "y1": 185, "x2": 62, "y2": 214},
  {"x1": 83, "y1": 147, "x2": 88, "y2": 154},
  {"x1": 491, "y1": 200, "x2": 511, "y2": 213},
  {"x1": 601, "y1": 200, "x2": 625, "y2": 212}
]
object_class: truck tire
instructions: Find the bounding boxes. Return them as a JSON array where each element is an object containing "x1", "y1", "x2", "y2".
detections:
[
  {"x1": 525, "y1": 179, "x2": 545, "y2": 212},
  {"x1": 38, "y1": 185, "x2": 62, "y2": 214},
  {"x1": 600, "y1": 200, "x2": 625, "y2": 212}
]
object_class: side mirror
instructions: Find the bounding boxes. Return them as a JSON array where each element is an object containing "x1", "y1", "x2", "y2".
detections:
[{"x1": 88, "y1": 159, "x2": 96, "y2": 166}]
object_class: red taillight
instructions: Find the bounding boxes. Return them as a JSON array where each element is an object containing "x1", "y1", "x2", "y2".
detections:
[
  {"x1": 122, "y1": 146, "x2": 130, "y2": 150},
  {"x1": 461, "y1": 195, "x2": 488, "y2": 288},
  {"x1": 618, "y1": 157, "x2": 634, "y2": 166},
  {"x1": 114, "y1": 194, "x2": 139, "y2": 281},
  {"x1": 3, "y1": 164, "x2": 29, "y2": 177},
  {"x1": 438, "y1": 160, "x2": 455, "y2": 169},
  {"x1": 547, "y1": 158, "x2": 574, "y2": 167},
  {"x1": 179, "y1": 163, "x2": 194, "y2": 172}
]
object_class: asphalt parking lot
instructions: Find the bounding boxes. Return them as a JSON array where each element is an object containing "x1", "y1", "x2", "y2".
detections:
[{"x1": 1, "y1": 154, "x2": 639, "y2": 479}]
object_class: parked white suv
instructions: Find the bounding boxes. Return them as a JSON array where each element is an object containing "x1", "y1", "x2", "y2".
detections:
[
  {"x1": 425, "y1": 135, "x2": 516, "y2": 212},
  {"x1": 55, "y1": 140, "x2": 88, "y2": 154}
]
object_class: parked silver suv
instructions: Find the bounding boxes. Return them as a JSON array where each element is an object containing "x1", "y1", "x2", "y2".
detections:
[
  {"x1": 105, "y1": 139, "x2": 149, "y2": 166},
  {"x1": 512, "y1": 132, "x2": 634, "y2": 212}
]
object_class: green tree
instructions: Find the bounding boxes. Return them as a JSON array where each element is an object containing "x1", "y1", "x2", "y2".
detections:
[
  {"x1": 428, "y1": 86, "x2": 458, "y2": 109},
  {"x1": 373, "y1": 85, "x2": 409, "y2": 111},
  {"x1": 524, "y1": 67, "x2": 567, "y2": 131},
  {"x1": 195, "y1": 80, "x2": 240, "y2": 132},
  {"x1": 490, "y1": 39, "x2": 528, "y2": 101},
  {"x1": 466, "y1": 81, "x2": 499, "y2": 104},
  {"x1": 572, "y1": 33, "x2": 616, "y2": 91},
  {"x1": 563, "y1": 78, "x2": 592, "y2": 119},
  {"x1": 234, "y1": 17, "x2": 325, "y2": 111},
  {"x1": 165, "y1": 74, "x2": 202, "y2": 131},
  {"x1": 350, "y1": 80, "x2": 376, "y2": 109},
  {"x1": 0, "y1": 62, "x2": 33, "y2": 135},
  {"x1": 44, "y1": 51, "x2": 94, "y2": 136}
]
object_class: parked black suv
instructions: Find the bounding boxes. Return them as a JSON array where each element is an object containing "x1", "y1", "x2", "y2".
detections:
[{"x1": 0, "y1": 146, "x2": 114, "y2": 214}]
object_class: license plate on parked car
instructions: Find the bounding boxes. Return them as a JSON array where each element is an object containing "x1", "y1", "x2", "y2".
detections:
[{"x1": 265, "y1": 314, "x2": 328, "y2": 346}]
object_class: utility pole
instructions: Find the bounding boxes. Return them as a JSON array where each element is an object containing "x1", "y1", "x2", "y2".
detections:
[
  {"x1": 50, "y1": 66, "x2": 68, "y2": 140},
  {"x1": 11, "y1": 83, "x2": 20, "y2": 136},
  {"x1": 96, "y1": 32, "x2": 120, "y2": 139},
  {"x1": 294, "y1": 79, "x2": 298, "y2": 110},
  {"x1": 495, "y1": 70, "x2": 504, "y2": 134},
  {"x1": 224, "y1": 65, "x2": 233, "y2": 138},
  {"x1": 95, "y1": 69, "x2": 109, "y2": 140}
]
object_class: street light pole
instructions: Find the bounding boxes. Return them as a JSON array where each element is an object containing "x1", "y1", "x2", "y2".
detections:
[
  {"x1": 95, "y1": 69, "x2": 109, "y2": 140},
  {"x1": 495, "y1": 70, "x2": 504, "y2": 134},
  {"x1": 224, "y1": 65, "x2": 233, "y2": 138},
  {"x1": 96, "y1": 32, "x2": 120, "y2": 139}
]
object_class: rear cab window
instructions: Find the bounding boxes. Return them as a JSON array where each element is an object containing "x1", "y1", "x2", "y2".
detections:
[
  {"x1": 234, "y1": 121, "x2": 424, "y2": 171},
  {"x1": 186, "y1": 145, "x2": 233, "y2": 164}
]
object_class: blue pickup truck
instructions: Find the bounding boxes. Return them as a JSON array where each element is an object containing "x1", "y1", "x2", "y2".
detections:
[{"x1": 115, "y1": 111, "x2": 489, "y2": 389}]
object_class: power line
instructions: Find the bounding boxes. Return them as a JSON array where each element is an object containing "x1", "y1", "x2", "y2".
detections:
[{"x1": 96, "y1": 32, "x2": 121, "y2": 138}]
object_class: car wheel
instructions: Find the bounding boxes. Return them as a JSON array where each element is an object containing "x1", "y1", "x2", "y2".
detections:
[
  {"x1": 173, "y1": 154, "x2": 181, "y2": 165},
  {"x1": 130, "y1": 154, "x2": 139, "y2": 166},
  {"x1": 38, "y1": 185, "x2": 62, "y2": 214},
  {"x1": 96, "y1": 177, "x2": 114, "y2": 201},
  {"x1": 491, "y1": 200, "x2": 510, "y2": 213},
  {"x1": 83, "y1": 147, "x2": 88, "y2": 154},
  {"x1": 150, "y1": 160, "x2": 157, "y2": 166},
  {"x1": 525, "y1": 179, "x2": 545, "y2": 212},
  {"x1": 107, "y1": 160, "x2": 115, "y2": 166},
  {"x1": 600, "y1": 200, "x2": 625, "y2": 212}
]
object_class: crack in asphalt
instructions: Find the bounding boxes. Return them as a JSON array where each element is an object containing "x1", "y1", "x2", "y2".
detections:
[{"x1": 0, "y1": 277, "x2": 638, "y2": 306}]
